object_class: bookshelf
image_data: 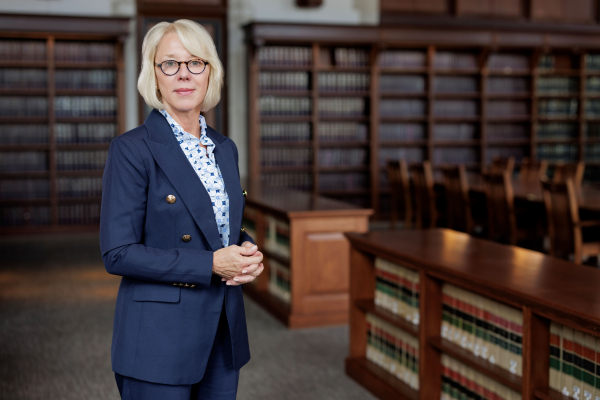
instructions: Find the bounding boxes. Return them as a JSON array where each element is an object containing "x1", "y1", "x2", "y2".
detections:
[
  {"x1": 241, "y1": 181, "x2": 372, "y2": 328},
  {"x1": 0, "y1": 15, "x2": 128, "y2": 233},
  {"x1": 346, "y1": 228, "x2": 600, "y2": 400},
  {"x1": 245, "y1": 23, "x2": 600, "y2": 218}
]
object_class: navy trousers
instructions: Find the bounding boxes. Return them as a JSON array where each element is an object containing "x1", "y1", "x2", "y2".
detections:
[{"x1": 115, "y1": 305, "x2": 240, "y2": 400}]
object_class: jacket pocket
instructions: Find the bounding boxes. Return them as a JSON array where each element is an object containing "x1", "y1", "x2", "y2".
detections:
[{"x1": 132, "y1": 282, "x2": 181, "y2": 303}]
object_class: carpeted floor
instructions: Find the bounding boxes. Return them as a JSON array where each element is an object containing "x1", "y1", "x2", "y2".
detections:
[{"x1": 0, "y1": 233, "x2": 376, "y2": 400}]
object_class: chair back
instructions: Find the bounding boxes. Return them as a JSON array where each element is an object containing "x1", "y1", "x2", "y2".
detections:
[
  {"x1": 483, "y1": 171, "x2": 517, "y2": 244},
  {"x1": 553, "y1": 161, "x2": 585, "y2": 189},
  {"x1": 410, "y1": 161, "x2": 437, "y2": 229},
  {"x1": 442, "y1": 165, "x2": 472, "y2": 233},
  {"x1": 387, "y1": 160, "x2": 412, "y2": 229},
  {"x1": 490, "y1": 156, "x2": 515, "y2": 175},
  {"x1": 519, "y1": 157, "x2": 548, "y2": 183},
  {"x1": 541, "y1": 178, "x2": 582, "y2": 263}
]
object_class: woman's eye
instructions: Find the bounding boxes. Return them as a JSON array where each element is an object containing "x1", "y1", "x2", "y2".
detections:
[
  {"x1": 164, "y1": 61, "x2": 177, "y2": 67},
  {"x1": 189, "y1": 60, "x2": 202, "y2": 66}
]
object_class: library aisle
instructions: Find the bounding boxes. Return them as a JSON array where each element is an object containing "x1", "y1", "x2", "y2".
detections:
[{"x1": 0, "y1": 233, "x2": 375, "y2": 400}]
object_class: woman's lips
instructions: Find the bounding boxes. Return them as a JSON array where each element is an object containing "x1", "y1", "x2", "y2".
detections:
[{"x1": 175, "y1": 88, "x2": 194, "y2": 95}]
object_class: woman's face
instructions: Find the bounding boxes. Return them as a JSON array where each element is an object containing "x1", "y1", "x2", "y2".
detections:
[{"x1": 154, "y1": 32, "x2": 210, "y2": 115}]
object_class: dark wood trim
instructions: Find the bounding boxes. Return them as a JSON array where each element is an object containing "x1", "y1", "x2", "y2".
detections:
[{"x1": 0, "y1": 14, "x2": 129, "y2": 39}]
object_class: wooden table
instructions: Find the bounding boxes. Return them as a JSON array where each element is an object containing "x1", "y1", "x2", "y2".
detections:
[
  {"x1": 345, "y1": 228, "x2": 600, "y2": 400},
  {"x1": 242, "y1": 181, "x2": 373, "y2": 328}
]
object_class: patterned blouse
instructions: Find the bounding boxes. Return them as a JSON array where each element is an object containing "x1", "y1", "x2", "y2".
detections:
[{"x1": 159, "y1": 109, "x2": 230, "y2": 248}]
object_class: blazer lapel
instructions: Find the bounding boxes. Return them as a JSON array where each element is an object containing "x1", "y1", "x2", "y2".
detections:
[
  {"x1": 207, "y1": 127, "x2": 242, "y2": 246},
  {"x1": 143, "y1": 110, "x2": 223, "y2": 251}
]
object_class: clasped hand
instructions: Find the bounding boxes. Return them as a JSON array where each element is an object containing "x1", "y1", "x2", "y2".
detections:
[{"x1": 212, "y1": 241, "x2": 264, "y2": 286}]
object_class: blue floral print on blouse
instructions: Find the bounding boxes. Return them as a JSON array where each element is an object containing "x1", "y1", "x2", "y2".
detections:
[{"x1": 159, "y1": 109, "x2": 230, "y2": 248}]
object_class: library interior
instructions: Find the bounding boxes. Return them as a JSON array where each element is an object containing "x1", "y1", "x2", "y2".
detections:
[{"x1": 2, "y1": 0, "x2": 600, "y2": 399}]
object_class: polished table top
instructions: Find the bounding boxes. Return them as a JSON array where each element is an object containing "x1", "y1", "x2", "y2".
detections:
[{"x1": 346, "y1": 228, "x2": 600, "y2": 327}]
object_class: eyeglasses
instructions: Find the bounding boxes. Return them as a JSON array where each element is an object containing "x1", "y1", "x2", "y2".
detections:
[{"x1": 154, "y1": 59, "x2": 209, "y2": 76}]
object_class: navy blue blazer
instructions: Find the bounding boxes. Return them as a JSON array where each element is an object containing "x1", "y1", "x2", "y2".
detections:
[{"x1": 100, "y1": 109, "x2": 254, "y2": 386}]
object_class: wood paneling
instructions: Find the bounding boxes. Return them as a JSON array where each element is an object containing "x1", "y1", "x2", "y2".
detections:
[
  {"x1": 531, "y1": 0, "x2": 596, "y2": 23},
  {"x1": 457, "y1": 0, "x2": 523, "y2": 17},
  {"x1": 305, "y1": 232, "x2": 349, "y2": 294},
  {"x1": 381, "y1": 0, "x2": 448, "y2": 14}
]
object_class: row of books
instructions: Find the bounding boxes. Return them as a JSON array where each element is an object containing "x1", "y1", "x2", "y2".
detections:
[
  {"x1": 261, "y1": 148, "x2": 311, "y2": 167},
  {"x1": 0, "y1": 97, "x2": 47, "y2": 117},
  {"x1": 538, "y1": 76, "x2": 579, "y2": 95},
  {"x1": 320, "y1": 122, "x2": 367, "y2": 142},
  {"x1": 318, "y1": 73, "x2": 369, "y2": 92},
  {"x1": 539, "y1": 55, "x2": 557, "y2": 70},
  {"x1": 0, "y1": 179, "x2": 49, "y2": 199},
  {"x1": 434, "y1": 76, "x2": 478, "y2": 93},
  {"x1": 586, "y1": 54, "x2": 600, "y2": 71},
  {"x1": 442, "y1": 284, "x2": 523, "y2": 376},
  {"x1": 379, "y1": 148, "x2": 424, "y2": 166},
  {"x1": 486, "y1": 147, "x2": 526, "y2": 164},
  {"x1": 0, "y1": 68, "x2": 46, "y2": 89},
  {"x1": 537, "y1": 144, "x2": 579, "y2": 162},
  {"x1": 319, "y1": 98, "x2": 366, "y2": 117},
  {"x1": 374, "y1": 257, "x2": 420, "y2": 325},
  {"x1": 433, "y1": 124, "x2": 477, "y2": 141},
  {"x1": 537, "y1": 123, "x2": 578, "y2": 140},
  {"x1": 0, "y1": 125, "x2": 48, "y2": 144},
  {"x1": 54, "y1": 42, "x2": 115, "y2": 63},
  {"x1": 434, "y1": 52, "x2": 478, "y2": 70},
  {"x1": 260, "y1": 123, "x2": 310, "y2": 142},
  {"x1": 264, "y1": 216, "x2": 290, "y2": 259},
  {"x1": 584, "y1": 144, "x2": 600, "y2": 161},
  {"x1": 56, "y1": 150, "x2": 108, "y2": 171},
  {"x1": 259, "y1": 96, "x2": 311, "y2": 116},
  {"x1": 269, "y1": 259, "x2": 290, "y2": 304},
  {"x1": 487, "y1": 77, "x2": 529, "y2": 94},
  {"x1": 1, "y1": 206, "x2": 51, "y2": 227},
  {"x1": 488, "y1": 124, "x2": 529, "y2": 140},
  {"x1": 379, "y1": 51, "x2": 425, "y2": 69},
  {"x1": 0, "y1": 40, "x2": 46, "y2": 62},
  {"x1": 487, "y1": 101, "x2": 529, "y2": 117},
  {"x1": 55, "y1": 70, "x2": 116, "y2": 90},
  {"x1": 57, "y1": 177, "x2": 102, "y2": 198},
  {"x1": 58, "y1": 203, "x2": 101, "y2": 225},
  {"x1": 333, "y1": 48, "x2": 369, "y2": 68},
  {"x1": 549, "y1": 322, "x2": 600, "y2": 399},
  {"x1": 379, "y1": 123, "x2": 425, "y2": 141},
  {"x1": 488, "y1": 54, "x2": 529, "y2": 71},
  {"x1": 586, "y1": 100, "x2": 600, "y2": 118},
  {"x1": 54, "y1": 96, "x2": 117, "y2": 117},
  {"x1": 587, "y1": 77, "x2": 600, "y2": 94},
  {"x1": 318, "y1": 172, "x2": 367, "y2": 191},
  {"x1": 441, "y1": 355, "x2": 522, "y2": 400},
  {"x1": 433, "y1": 148, "x2": 479, "y2": 164},
  {"x1": 538, "y1": 99, "x2": 578, "y2": 118},
  {"x1": 435, "y1": 100, "x2": 478, "y2": 117},
  {"x1": 258, "y1": 47, "x2": 312, "y2": 67},
  {"x1": 0, "y1": 152, "x2": 47, "y2": 172},
  {"x1": 319, "y1": 148, "x2": 367, "y2": 167},
  {"x1": 55, "y1": 123, "x2": 117, "y2": 143},
  {"x1": 380, "y1": 75, "x2": 425, "y2": 93},
  {"x1": 261, "y1": 172, "x2": 312, "y2": 191},
  {"x1": 259, "y1": 72, "x2": 309, "y2": 92},
  {"x1": 380, "y1": 99, "x2": 425, "y2": 117},
  {"x1": 366, "y1": 312, "x2": 420, "y2": 390}
]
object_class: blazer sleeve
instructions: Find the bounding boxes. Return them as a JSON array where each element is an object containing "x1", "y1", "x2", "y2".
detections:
[
  {"x1": 230, "y1": 138, "x2": 255, "y2": 246},
  {"x1": 99, "y1": 135, "x2": 214, "y2": 289}
]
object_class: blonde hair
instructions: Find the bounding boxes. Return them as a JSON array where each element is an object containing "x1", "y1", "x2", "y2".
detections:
[{"x1": 137, "y1": 19, "x2": 223, "y2": 112}]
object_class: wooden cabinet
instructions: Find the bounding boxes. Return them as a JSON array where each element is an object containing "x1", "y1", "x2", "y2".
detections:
[
  {"x1": 531, "y1": 0, "x2": 597, "y2": 23},
  {"x1": 241, "y1": 182, "x2": 372, "y2": 328},
  {"x1": 381, "y1": 0, "x2": 448, "y2": 14},
  {"x1": 345, "y1": 228, "x2": 600, "y2": 400},
  {"x1": 456, "y1": 0, "x2": 522, "y2": 17}
]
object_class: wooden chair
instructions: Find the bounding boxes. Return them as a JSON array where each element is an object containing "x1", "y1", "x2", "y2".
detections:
[
  {"x1": 519, "y1": 157, "x2": 548, "y2": 183},
  {"x1": 442, "y1": 165, "x2": 472, "y2": 233},
  {"x1": 387, "y1": 160, "x2": 413, "y2": 230},
  {"x1": 410, "y1": 161, "x2": 438, "y2": 229},
  {"x1": 553, "y1": 161, "x2": 585, "y2": 189},
  {"x1": 542, "y1": 178, "x2": 600, "y2": 264},
  {"x1": 490, "y1": 156, "x2": 515, "y2": 176}
]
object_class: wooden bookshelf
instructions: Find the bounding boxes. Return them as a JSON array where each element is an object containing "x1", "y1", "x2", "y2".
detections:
[
  {"x1": 0, "y1": 15, "x2": 128, "y2": 234},
  {"x1": 241, "y1": 181, "x2": 372, "y2": 328},
  {"x1": 245, "y1": 23, "x2": 600, "y2": 218},
  {"x1": 346, "y1": 229, "x2": 600, "y2": 400}
]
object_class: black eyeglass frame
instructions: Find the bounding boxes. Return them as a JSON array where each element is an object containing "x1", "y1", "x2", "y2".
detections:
[{"x1": 154, "y1": 59, "x2": 210, "y2": 76}]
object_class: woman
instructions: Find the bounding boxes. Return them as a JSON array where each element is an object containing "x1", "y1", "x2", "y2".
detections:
[{"x1": 100, "y1": 19, "x2": 264, "y2": 400}]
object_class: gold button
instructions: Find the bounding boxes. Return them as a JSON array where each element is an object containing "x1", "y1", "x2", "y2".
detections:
[
  {"x1": 178, "y1": 283, "x2": 184, "y2": 286},
  {"x1": 166, "y1": 195, "x2": 176, "y2": 204},
  {"x1": 182, "y1": 235, "x2": 191, "y2": 242},
  {"x1": 190, "y1": 284, "x2": 196, "y2": 288},
  {"x1": 184, "y1": 283, "x2": 190, "y2": 287},
  {"x1": 242, "y1": 190, "x2": 247, "y2": 198},
  {"x1": 240, "y1": 227, "x2": 245, "y2": 233},
  {"x1": 172, "y1": 283, "x2": 178, "y2": 286}
]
